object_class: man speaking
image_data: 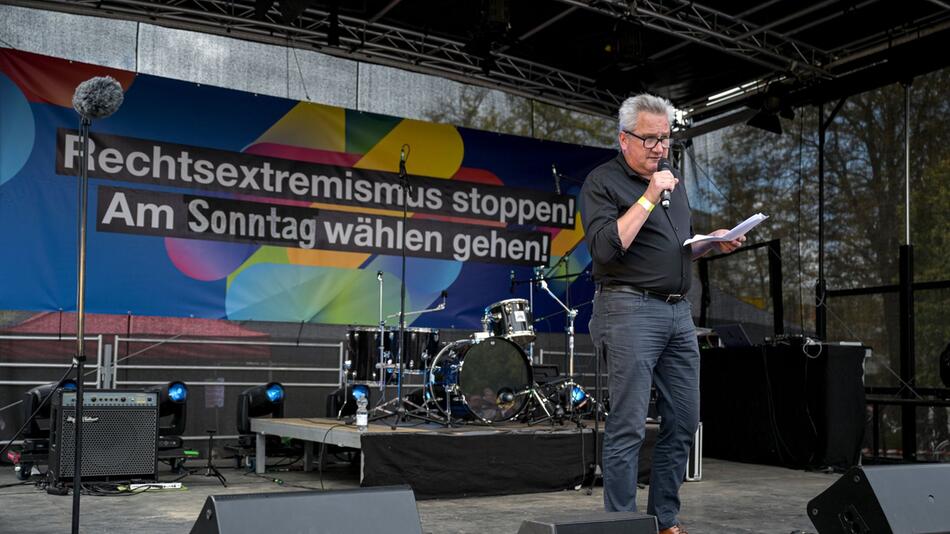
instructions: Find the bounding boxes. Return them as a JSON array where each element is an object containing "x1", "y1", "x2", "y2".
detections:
[{"x1": 580, "y1": 93, "x2": 745, "y2": 534}]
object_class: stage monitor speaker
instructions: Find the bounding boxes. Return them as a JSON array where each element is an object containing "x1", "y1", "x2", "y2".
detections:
[
  {"x1": 189, "y1": 485, "x2": 422, "y2": 534},
  {"x1": 518, "y1": 512, "x2": 657, "y2": 534},
  {"x1": 48, "y1": 389, "x2": 159, "y2": 482},
  {"x1": 808, "y1": 464, "x2": 950, "y2": 534}
]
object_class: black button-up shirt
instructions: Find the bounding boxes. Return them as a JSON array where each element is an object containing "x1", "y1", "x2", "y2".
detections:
[{"x1": 579, "y1": 153, "x2": 693, "y2": 294}]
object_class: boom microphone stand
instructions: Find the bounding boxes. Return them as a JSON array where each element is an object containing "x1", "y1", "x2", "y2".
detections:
[
  {"x1": 68, "y1": 76, "x2": 124, "y2": 534},
  {"x1": 384, "y1": 145, "x2": 444, "y2": 429},
  {"x1": 392, "y1": 144, "x2": 411, "y2": 429}
]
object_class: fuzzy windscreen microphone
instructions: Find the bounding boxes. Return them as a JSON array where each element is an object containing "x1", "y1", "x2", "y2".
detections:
[{"x1": 72, "y1": 76, "x2": 124, "y2": 120}]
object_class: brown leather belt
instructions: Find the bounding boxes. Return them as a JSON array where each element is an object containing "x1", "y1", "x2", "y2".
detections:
[{"x1": 597, "y1": 283, "x2": 685, "y2": 303}]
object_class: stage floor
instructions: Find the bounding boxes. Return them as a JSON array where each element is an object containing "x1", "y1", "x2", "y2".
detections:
[
  {"x1": 251, "y1": 417, "x2": 597, "y2": 497},
  {"x1": 0, "y1": 455, "x2": 836, "y2": 533}
]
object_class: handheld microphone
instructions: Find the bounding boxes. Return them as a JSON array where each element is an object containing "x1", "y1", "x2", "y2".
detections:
[
  {"x1": 657, "y1": 158, "x2": 673, "y2": 209},
  {"x1": 72, "y1": 76, "x2": 124, "y2": 120},
  {"x1": 552, "y1": 164, "x2": 561, "y2": 195}
]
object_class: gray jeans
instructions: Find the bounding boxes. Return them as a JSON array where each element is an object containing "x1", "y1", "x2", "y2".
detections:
[{"x1": 589, "y1": 288, "x2": 700, "y2": 530}]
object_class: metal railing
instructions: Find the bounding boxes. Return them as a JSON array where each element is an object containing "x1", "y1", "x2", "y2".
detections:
[{"x1": 110, "y1": 335, "x2": 346, "y2": 389}]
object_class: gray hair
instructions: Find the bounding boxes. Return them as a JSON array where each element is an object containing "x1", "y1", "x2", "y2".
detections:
[{"x1": 617, "y1": 93, "x2": 674, "y2": 133}]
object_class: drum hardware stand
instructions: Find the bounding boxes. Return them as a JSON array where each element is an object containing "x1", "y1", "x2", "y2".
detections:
[
  {"x1": 379, "y1": 291, "x2": 448, "y2": 416},
  {"x1": 377, "y1": 271, "x2": 387, "y2": 402},
  {"x1": 537, "y1": 275, "x2": 583, "y2": 423},
  {"x1": 510, "y1": 266, "x2": 556, "y2": 363},
  {"x1": 522, "y1": 383, "x2": 565, "y2": 426}
]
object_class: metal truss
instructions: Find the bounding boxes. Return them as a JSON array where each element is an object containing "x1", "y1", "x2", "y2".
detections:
[
  {"x1": 8, "y1": 0, "x2": 626, "y2": 118},
  {"x1": 559, "y1": 0, "x2": 836, "y2": 78}
]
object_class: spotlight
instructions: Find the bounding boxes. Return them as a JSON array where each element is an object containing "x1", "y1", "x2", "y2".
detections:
[
  {"x1": 22, "y1": 379, "x2": 78, "y2": 439},
  {"x1": 265, "y1": 383, "x2": 284, "y2": 403},
  {"x1": 351, "y1": 384, "x2": 369, "y2": 401},
  {"x1": 146, "y1": 381, "x2": 189, "y2": 444},
  {"x1": 326, "y1": 384, "x2": 372, "y2": 419},
  {"x1": 569, "y1": 384, "x2": 589, "y2": 409},
  {"x1": 237, "y1": 382, "x2": 285, "y2": 435},
  {"x1": 746, "y1": 111, "x2": 783, "y2": 135},
  {"x1": 557, "y1": 383, "x2": 589, "y2": 411},
  {"x1": 167, "y1": 381, "x2": 187, "y2": 403}
]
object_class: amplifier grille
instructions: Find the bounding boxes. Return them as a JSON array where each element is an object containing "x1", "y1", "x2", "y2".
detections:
[{"x1": 51, "y1": 394, "x2": 159, "y2": 482}]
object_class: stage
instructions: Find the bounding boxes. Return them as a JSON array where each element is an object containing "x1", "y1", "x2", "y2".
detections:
[
  {"x1": 0, "y1": 454, "x2": 837, "y2": 533},
  {"x1": 251, "y1": 417, "x2": 598, "y2": 498}
]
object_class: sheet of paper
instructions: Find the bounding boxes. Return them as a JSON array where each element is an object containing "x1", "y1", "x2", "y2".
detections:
[{"x1": 683, "y1": 213, "x2": 768, "y2": 246}]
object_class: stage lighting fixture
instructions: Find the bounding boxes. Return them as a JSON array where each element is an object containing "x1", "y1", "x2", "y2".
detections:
[
  {"x1": 569, "y1": 384, "x2": 589, "y2": 409},
  {"x1": 326, "y1": 384, "x2": 372, "y2": 419},
  {"x1": 168, "y1": 381, "x2": 187, "y2": 402},
  {"x1": 147, "y1": 381, "x2": 189, "y2": 440},
  {"x1": 746, "y1": 111, "x2": 783, "y2": 135},
  {"x1": 351, "y1": 384, "x2": 369, "y2": 401},
  {"x1": 746, "y1": 84, "x2": 794, "y2": 135},
  {"x1": 266, "y1": 382, "x2": 284, "y2": 403},
  {"x1": 237, "y1": 382, "x2": 286, "y2": 435},
  {"x1": 22, "y1": 379, "x2": 78, "y2": 439}
]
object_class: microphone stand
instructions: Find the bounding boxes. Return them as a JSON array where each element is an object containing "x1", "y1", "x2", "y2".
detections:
[
  {"x1": 384, "y1": 147, "x2": 443, "y2": 429},
  {"x1": 392, "y1": 146, "x2": 410, "y2": 430},
  {"x1": 70, "y1": 115, "x2": 91, "y2": 534}
]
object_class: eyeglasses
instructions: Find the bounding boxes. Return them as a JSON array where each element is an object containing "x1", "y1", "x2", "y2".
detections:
[{"x1": 623, "y1": 130, "x2": 672, "y2": 149}]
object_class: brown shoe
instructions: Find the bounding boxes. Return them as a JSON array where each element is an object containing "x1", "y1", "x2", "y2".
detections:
[{"x1": 658, "y1": 525, "x2": 688, "y2": 534}]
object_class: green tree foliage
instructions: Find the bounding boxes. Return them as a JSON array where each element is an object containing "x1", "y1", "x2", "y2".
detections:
[
  {"x1": 704, "y1": 70, "x2": 950, "y2": 459},
  {"x1": 424, "y1": 85, "x2": 615, "y2": 147}
]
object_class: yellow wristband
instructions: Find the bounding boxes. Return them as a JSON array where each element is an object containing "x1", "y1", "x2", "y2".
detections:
[{"x1": 637, "y1": 196, "x2": 655, "y2": 213}]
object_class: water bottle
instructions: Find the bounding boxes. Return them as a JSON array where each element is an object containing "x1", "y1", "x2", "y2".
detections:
[{"x1": 356, "y1": 396, "x2": 368, "y2": 432}]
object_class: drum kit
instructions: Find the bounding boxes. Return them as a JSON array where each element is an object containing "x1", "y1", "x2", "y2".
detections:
[{"x1": 339, "y1": 269, "x2": 598, "y2": 427}]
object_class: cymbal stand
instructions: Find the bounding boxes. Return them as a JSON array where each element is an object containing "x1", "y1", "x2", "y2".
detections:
[
  {"x1": 537, "y1": 274, "x2": 580, "y2": 423},
  {"x1": 368, "y1": 291, "x2": 447, "y2": 423},
  {"x1": 376, "y1": 270, "x2": 387, "y2": 403}
]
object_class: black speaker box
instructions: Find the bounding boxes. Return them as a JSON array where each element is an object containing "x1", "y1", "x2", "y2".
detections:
[
  {"x1": 189, "y1": 485, "x2": 422, "y2": 534},
  {"x1": 808, "y1": 464, "x2": 950, "y2": 534},
  {"x1": 518, "y1": 512, "x2": 657, "y2": 534},
  {"x1": 48, "y1": 390, "x2": 159, "y2": 482}
]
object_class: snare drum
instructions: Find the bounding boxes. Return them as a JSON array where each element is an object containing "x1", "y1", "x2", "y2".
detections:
[
  {"x1": 427, "y1": 336, "x2": 533, "y2": 423},
  {"x1": 346, "y1": 326, "x2": 440, "y2": 382},
  {"x1": 484, "y1": 298, "x2": 535, "y2": 344}
]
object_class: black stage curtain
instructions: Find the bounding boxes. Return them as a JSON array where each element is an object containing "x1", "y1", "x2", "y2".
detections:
[
  {"x1": 362, "y1": 431, "x2": 593, "y2": 498},
  {"x1": 700, "y1": 342, "x2": 866, "y2": 470}
]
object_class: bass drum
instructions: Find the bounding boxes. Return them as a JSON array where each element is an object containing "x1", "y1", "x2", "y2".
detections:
[{"x1": 428, "y1": 337, "x2": 533, "y2": 423}]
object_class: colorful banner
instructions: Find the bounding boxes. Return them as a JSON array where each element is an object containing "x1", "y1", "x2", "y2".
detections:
[{"x1": 0, "y1": 49, "x2": 611, "y2": 330}]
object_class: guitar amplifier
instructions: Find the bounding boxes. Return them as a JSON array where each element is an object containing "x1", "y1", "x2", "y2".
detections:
[{"x1": 49, "y1": 390, "x2": 159, "y2": 482}]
